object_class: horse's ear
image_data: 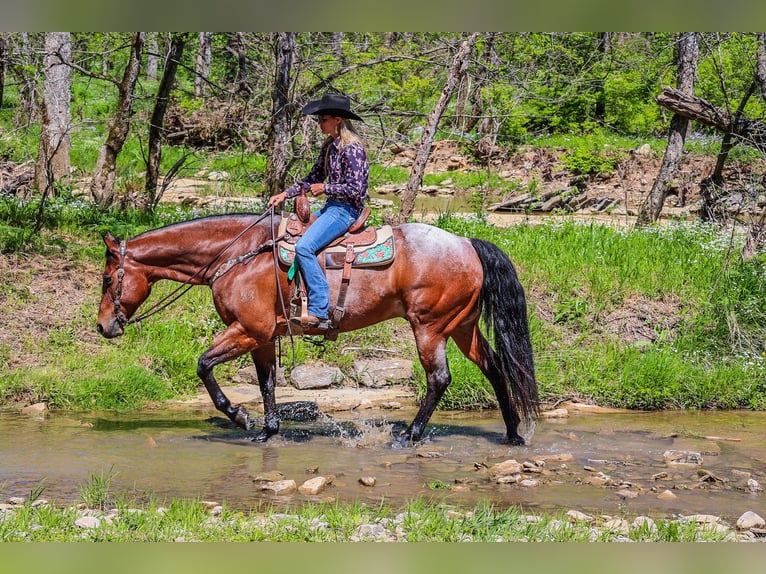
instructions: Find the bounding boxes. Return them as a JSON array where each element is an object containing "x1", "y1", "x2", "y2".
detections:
[{"x1": 103, "y1": 231, "x2": 120, "y2": 250}]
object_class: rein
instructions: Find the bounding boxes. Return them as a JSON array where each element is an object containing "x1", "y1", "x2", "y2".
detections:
[{"x1": 113, "y1": 209, "x2": 278, "y2": 327}]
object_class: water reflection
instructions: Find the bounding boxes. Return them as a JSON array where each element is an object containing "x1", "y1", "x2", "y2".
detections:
[{"x1": 1, "y1": 407, "x2": 764, "y2": 521}]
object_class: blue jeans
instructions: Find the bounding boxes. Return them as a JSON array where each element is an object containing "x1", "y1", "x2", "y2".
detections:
[{"x1": 294, "y1": 200, "x2": 359, "y2": 318}]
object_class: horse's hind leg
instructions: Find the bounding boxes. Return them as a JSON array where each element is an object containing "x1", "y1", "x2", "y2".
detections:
[
  {"x1": 197, "y1": 322, "x2": 258, "y2": 431},
  {"x1": 399, "y1": 331, "x2": 451, "y2": 445},
  {"x1": 452, "y1": 324, "x2": 525, "y2": 445},
  {"x1": 250, "y1": 343, "x2": 280, "y2": 442}
]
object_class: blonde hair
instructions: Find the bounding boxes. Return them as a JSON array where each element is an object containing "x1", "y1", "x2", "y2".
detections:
[{"x1": 336, "y1": 118, "x2": 365, "y2": 151}]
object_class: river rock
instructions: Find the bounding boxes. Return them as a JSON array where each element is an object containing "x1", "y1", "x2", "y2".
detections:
[
  {"x1": 289, "y1": 364, "x2": 343, "y2": 390},
  {"x1": 252, "y1": 471, "x2": 286, "y2": 483},
  {"x1": 736, "y1": 511, "x2": 766, "y2": 530},
  {"x1": 75, "y1": 516, "x2": 101, "y2": 529},
  {"x1": 353, "y1": 359, "x2": 413, "y2": 388},
  {"x1": 657, "y1": 489, "x2": 677, "y2": 500},
  {"x1": 21, "y1": 402, "x2": 48, "y2": 415},
  {"x1": 632, "y1": 516, "x2": 657, "y2": 534},
  {"x1": 663, "y1": 450, "x2": 703, "y2": 467},
  {"x1": 298, "y1": 476, "x2": 329, "y2": 496},
  {"x1": 260, "y1": 480, "x2": 297, "y2": 495},
  {"x1": 359, "y1": 476, "x2": 376, "y2": 487},
  {"x1": 519, "y1": 478, "x2": 539, "y2": 488},
  {"x1": 490, "y1": 459, "x2": 523, "y2": 478},
  {"x1": 566, "y1": 510, "x2": 593, "y2": 523}
]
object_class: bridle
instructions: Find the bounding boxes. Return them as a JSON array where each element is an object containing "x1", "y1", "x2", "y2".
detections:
[
  {"x1": 112, "y1": 239, "x2": 129, "y2": 328},
  {"x1": 109, "y1": 209, "x2": 283, "y2": 329}
]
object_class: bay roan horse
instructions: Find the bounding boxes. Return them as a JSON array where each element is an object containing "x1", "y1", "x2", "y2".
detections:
[{"x1": 97, "y1": 211, "x2": 539, "y2": 445}]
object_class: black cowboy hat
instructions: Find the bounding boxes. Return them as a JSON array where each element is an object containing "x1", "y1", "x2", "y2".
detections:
[{"x1": 301, "y1": 93, "x2": 363, "y2": 121}]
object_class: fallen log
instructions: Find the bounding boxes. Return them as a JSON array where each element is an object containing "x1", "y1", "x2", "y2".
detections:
[{"x1": 657, "y1": 86, "x2": 766, "y2": 151}]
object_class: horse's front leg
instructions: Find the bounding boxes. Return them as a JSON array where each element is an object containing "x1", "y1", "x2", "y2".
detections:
[
  {"x1": 197, "y1": 322, "x2": 259, "y2": 431},
  {"x1": 250, "y1": 343, "x2": 280, "y2": 442}
]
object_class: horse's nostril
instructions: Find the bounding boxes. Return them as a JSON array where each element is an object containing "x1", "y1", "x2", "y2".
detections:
[{"x1": 97, "y1": 323, "x2": 104, "y2": 335}]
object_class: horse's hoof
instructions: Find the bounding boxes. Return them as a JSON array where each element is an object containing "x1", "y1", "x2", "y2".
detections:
[
  {"x1": 251, "y1": 427, "x2": 278, "y2": 443},
  {"x1": 233, "y1": 407, "x2": 253, "y2": 430},
  {"x1": 507, "y1": 434, "x2": 525, "y2": 446}
]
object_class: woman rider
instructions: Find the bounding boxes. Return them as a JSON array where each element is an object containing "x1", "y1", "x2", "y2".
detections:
[{"x1": 268, "y1": 93, "x2": 369, "y2": 331}]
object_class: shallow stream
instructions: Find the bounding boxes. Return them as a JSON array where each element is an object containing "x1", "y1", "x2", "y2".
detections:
[{"x1": 1, "y1": 406, "x2": 764, "y2": 522}]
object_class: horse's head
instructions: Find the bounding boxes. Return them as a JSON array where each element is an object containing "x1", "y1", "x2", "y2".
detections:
[{"x1": 97, "y1": 232, "x2": 151, "y2": 338}]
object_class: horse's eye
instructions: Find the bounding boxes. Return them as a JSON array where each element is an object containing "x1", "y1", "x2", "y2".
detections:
[{"x1": 103, "y1": 275, "x2": 113, "y2": 286}]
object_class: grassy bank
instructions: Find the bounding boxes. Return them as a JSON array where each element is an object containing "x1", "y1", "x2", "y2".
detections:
[
  {"x1": 1, "y1": 194, "x2": 766, "y2": 413},
  {"x1": 0, "y1": 493, "x2": 738, "y2": 543}
]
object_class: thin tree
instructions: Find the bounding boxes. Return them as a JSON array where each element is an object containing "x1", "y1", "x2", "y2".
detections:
[
  {"x1": 146, "y1": 32, "x2": 158, "y2": 81},
  {"x1": 87, "y1": 32, "x2": 145, "y2": 207},
  {"x1": 263, "y1": 32, "x2": 295, "y2": 197},
  {"x1": 394, "y1": 33, "x2": 479, "y2": 225},
  {"x1": 34, "y1": 32, "x2": 71, "y2": 196},
  {"x1": 0, "y1": 34, "x2": 6, "y2": 109},
  {"x1": 195, "y1": 32, "x2": 213, "y2": 98},
  {"x1": 742, "y1": 32, "x2": 766, "y2": 260},
  {"x1": 636, "y1": 32, "x2": 699, "y2": 226},
  {"x1": 145, "y1": 32, "x2": 190, "y2": 211}
]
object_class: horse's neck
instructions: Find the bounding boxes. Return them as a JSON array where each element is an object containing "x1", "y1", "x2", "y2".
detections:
[{"x1": 130, "y1": 219, "x2": 271, "y2": 284}]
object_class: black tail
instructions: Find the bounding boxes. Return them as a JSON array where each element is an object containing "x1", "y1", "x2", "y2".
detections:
[{"x1": 470, "y1": 238, "x2": 539, "y2": 423}]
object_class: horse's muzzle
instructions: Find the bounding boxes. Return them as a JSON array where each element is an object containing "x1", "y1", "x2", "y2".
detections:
[{"x1": 97, "y1": 318, "x2": 124, "y2": 339}]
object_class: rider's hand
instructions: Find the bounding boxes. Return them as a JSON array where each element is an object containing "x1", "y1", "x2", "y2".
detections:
[
  {"x1": 268, "y1": 191, "x2": 287, "y2": 207},
  {"x1": 309, "y1": 183, "x2": 325, "y2": 196}
]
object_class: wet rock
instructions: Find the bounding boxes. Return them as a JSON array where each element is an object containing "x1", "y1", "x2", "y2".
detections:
[
  {"x1": 450, "y1": 485, "x2": 471, "y2": 493},
  {"x1": 652, "y1": 471, "x2": 669, "y2": 480},
  {"x1": 747, "y1": 478, "x2": 762, "y2": 492},
  {"x1": 496, "y1": 474, "x2": 521, "y2": 485},
  {"x1": 252, "y1": 471, "x2": 286, "y2": 483},
  {"x1": 75, "y1": 516, "x2": 101, "y2": 529},
  {"x1": 663, "y1": 450, "x2": 703, "y2": 467},
  {"x1": 616, "y1": 489, "x2": 638, "y2": 499},
  {"x1": 587, "y1": 472, "x2": 614, "y2": 487},
  {"x1": 289, "y1": 364, "x2": 343, "y2": 390},
  {"x1": 277, "y1": 401, "x2": 320, "y2": 422},
  {"x1": 260, "y1": 480, "x2": 297, "y2": 495},
  {"x1": 537, "y1": 453, "x2": 573, "y2": 463},
  {"x1": 21, "y1": 402, "x2": 47, "y2": 416},
  {"x1": 519, "y1": 479, "x2": 539, "y2": 488},
  {"x1": 299, "y1": 476, "x2": 329, "y2": 496},
  {"x1": 657, "y1": 489, "x2": 677, "y2": 500},
  {"x1": 736, "y1": 511, "x2": 765, "y2": 530},
  {"x1": 490, "y1": 459, "x2": 523, "y2": 478},
  {"x1": 353, "y1": 359, "x2": 413, "y2": 388},
  {"x1": 696, "y1": 469, "x2": 726, "y2": 485},
  {"x1": 359, "y1": 476, "x2": 376, "y2": 487},
  {"x1": 8, "y1": 497, "x2": 26, "y2": 506}
]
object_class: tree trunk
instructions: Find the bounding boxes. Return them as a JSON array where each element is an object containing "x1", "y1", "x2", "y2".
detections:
[
  {"x1": 264, "y1": 32, "x2": 295, "y2": 197},
  {"x1": 742, "y1": 32, "x2": 766, "y2": 260},
  {"x1": 146, "y1": 32, "x2": 158, "y2": 80},
  {"x1": 89, "y1": 32, "x2": 145, "y2": 207},
  {"x1": 146, "y1": 32, "x2": 189, "y2": 211},
  {"x1": 394, "y1": 33, "x2": 479, "y2": 225},
  {"x1": 331, "y1": 32, "x2": 345, "y2": 65},
  {"x1": 34, "y1": 32, "x2": 71, "y2": 196},
  {"x1": 195, "y1": 32, "x2": 212, "y2": 98},
  {"x1": 0, "y1": 34, "x2": 6, "y2": 109},
  {"x1": 636, "y1": 32, "x2": 699, "y2": 226}
]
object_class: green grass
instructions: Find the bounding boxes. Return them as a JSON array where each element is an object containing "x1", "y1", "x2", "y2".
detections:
[{"x1": 0, "y1": 492, "x2": 736, "y2": 542}]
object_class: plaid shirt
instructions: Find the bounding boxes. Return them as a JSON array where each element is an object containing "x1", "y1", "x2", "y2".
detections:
[{"x1": 286, "y1": 138, "x2": 369, "y2": 213}]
